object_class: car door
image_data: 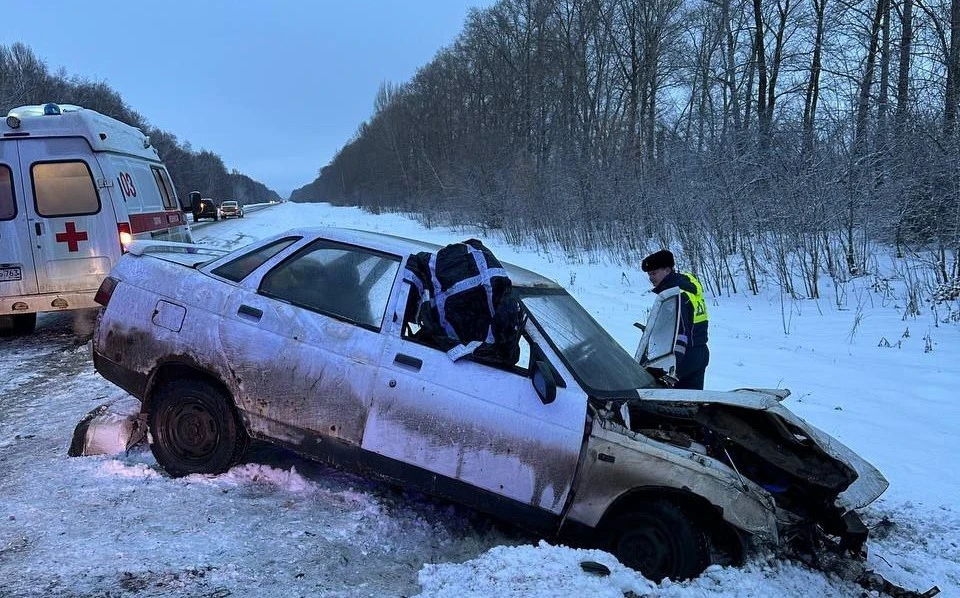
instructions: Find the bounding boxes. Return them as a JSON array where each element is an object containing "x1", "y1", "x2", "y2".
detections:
[
  {"x1": 216, "y1": 238, "x2": 402, "y2": 447},
  {"x1": 634, "y1": 286, "x2": 681, "y2": 375},
  {"x1": 0, "y1": 141, "x2": 39, "y2": 297},
  {"x1": 363, "y1": 283, "x2": 587, "y2": 515},
  {"x1": 17, "y1": 137, "x2": 120, "y2": 294}
]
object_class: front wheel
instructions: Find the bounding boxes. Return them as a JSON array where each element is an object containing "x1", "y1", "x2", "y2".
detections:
[
  {"x1": 148, "y1": 378, "x2": 248, "y2": 477},
  {"x1": 604, "y1": 500, "x2": 710, "y2": 582}
]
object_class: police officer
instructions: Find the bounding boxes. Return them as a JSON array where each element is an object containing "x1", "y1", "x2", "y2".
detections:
[{"x1": 641, "y1": 249, "x2": 710, "y2": 389}]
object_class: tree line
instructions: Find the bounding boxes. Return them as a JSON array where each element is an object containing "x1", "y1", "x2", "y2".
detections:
[
  {"x1": 1, "y1": 43, "x2": 280, "y2": 205},
  {"x1": 295, "y1": 0, "x2": 960, "y2": 300}
]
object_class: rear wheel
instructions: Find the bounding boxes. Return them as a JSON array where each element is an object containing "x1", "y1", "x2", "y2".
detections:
[
  {"x1": 604, "y1": 499, "x2": 710, "y2": 582},
  {"x1": 0, "y1": 313, "x2": 37, "y2": 337},
  {"x1": 148, "y1": 378, "x2": 248, "y2": 477}
]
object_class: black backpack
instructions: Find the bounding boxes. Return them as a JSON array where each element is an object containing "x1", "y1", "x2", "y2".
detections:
[{"x1": 404, "y1": 239, "x2": 522, "y2": 365}]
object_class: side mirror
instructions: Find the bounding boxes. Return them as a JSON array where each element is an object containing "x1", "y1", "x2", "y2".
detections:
[
  {"x1": 188, "y1": 191, "x2": 201, "y2": 212},
  {"x1": 532, "y1": 360, "x2": 557, "y2": 405}
]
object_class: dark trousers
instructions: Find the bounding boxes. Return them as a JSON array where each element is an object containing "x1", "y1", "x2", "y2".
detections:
[{"x1": 676, "y1": 345, "x2": 709, "y2": 390}]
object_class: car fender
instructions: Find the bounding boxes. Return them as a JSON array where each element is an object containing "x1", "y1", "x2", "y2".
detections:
[
  {"x1": 94, "y1": 255, "x2": 240, "y2": 408},
  {"x1": 565, "y1": 418, "x2": 779, "y2": 543}
]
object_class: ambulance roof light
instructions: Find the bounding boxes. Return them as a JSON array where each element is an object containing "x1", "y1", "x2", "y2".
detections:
[{"x1": 43, "y1": 103, "x2": 62, "y2": 116}]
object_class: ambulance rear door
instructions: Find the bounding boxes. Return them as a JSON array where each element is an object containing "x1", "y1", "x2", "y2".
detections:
[
  {"x1": 17, "y1": 137, "x2": 121, "y2": 294},
  {"x1": 0, "y1": 140, "x2": 39, "y2": 297}
]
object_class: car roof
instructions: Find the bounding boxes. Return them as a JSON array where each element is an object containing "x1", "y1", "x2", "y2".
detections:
[{"x1": 279, "y1": 227, "x2": 562, "y2": 289}]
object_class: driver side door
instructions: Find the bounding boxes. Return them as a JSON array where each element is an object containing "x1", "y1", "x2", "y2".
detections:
[
  {"x1": 634, "y1": 286, "x2": 681, "y2": 376},
  {"x1": 363, "y1": 284, "x2": 587, "y2": 516}
]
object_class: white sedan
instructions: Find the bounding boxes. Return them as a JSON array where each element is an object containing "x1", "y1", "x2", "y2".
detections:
[{"x1": 90, "y1": 227, "x2": 887, "y2": 583}]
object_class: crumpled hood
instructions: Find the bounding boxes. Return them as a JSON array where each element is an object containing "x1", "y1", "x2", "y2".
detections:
[{"x1": 630, "y1": 387, "x2": 889, "y2": 512}]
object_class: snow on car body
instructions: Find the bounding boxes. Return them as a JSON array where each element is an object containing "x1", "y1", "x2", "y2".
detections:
[{"x1": 90, "y1": 228, "x2": 888, "y2": 582}]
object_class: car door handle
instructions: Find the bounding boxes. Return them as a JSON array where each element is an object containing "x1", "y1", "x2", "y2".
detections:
[
  {"x1": 34, "y1": 222, "x2": 42, "y2": 236},
  {"x1": 394, "y1": 353, "x2": 422, "y2": 371},
  {"x1": 238, "y1": 304, "x2": 262, "y2": 321}
]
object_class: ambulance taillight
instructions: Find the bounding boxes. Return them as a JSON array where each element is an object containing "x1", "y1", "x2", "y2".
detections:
[{"x1": 118, "y1": 222, "x2": 133, "y2": 251}]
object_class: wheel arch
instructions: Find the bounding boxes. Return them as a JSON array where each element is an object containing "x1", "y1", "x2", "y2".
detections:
[
  {"x1": 144, "y1": 361, "x2": 236, "y2": 415},
  {"x1": 597, "y1": 486, "x2": 746, "y2": 565}
]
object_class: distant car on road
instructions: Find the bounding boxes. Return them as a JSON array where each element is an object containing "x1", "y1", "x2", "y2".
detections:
[
  {"x1": 90, "y1": 228, "x2": 887, "y2": 583},
  {"x1": 191, "y1": 197, "x2": 218, "y2": 222},
  {"x1": 219, "y1": 200, "x2": 244, "y2": 219}
]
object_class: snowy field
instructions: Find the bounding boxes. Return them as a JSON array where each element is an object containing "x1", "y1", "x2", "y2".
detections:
[{"x1": 1, "y1": 202, "x2": 957, "y2": 597}]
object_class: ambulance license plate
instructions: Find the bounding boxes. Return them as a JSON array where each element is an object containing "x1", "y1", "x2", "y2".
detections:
[{"x1": 0, "y1": 266, "x2": 22, "y2": 282}]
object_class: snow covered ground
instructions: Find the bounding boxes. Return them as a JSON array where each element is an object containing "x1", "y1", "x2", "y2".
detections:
[{"x1": 1, "y1": 202, "x2": 957, "y2": 597}]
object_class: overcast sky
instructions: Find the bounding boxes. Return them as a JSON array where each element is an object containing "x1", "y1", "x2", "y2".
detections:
[{"x1": 2, "y1": 0, "x2": 494, "y2": 198}]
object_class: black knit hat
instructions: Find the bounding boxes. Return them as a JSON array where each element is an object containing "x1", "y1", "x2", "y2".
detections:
[{"x1": 641, "y1": 249, "x2": 675, "y2": 272}]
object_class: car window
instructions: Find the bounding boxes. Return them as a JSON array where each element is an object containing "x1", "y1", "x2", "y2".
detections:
[
  {"x1": 260, "y1": 240, "x2": 401, "y2": 329},
  {"x1": 0, "y1": 165, "x2": 15, "y2": 220},
  {"x1": 212, "y1": 237, "x2": 300, "y2": 282},
  {"x1": 31, "y1": 161, "x2": 100, "y2": 217}
]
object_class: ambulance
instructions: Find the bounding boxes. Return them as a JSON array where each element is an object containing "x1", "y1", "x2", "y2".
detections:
[{"x1": 1, "y1": 103, "x2": 193, "y2": 335}]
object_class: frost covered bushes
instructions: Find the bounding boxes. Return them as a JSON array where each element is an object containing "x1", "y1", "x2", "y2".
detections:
[{"x1": 932, "y1": 279, "x2": 960, "y2": 303}]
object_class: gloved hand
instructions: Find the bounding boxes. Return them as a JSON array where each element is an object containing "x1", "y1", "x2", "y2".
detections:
[
  {"x1": 646, "y1": 366, "x2": 666, "y2": 379},
  {"x1": 660, "y1": 374, "x2": 679, "y2": 388}
]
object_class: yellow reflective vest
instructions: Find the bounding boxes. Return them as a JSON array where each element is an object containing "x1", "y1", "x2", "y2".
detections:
[{"x1": 681, "y1": 272, "x2": 709, "y2": 325}]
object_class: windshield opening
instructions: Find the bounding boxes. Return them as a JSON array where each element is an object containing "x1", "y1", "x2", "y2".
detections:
[{"x1": 520, "y1": 289, "x2": 656, "y2": 395}]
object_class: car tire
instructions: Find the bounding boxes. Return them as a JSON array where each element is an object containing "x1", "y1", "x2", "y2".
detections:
[
  {"x1": 148, "y1": 378, "x2": 248, "y2": 477},
  {"x1": 0, "y1": 313, "x2": 37, "y2": 337},
  {"x1": 604, "y1": 499, "x2": 709, "y2": 582}
]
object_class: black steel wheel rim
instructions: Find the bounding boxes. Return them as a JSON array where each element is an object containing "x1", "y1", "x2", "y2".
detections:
[
  {"x1": 165, "y1": 399, "x2": 219, "y2": 462},
  {"x1": 618, "y1": 520, "x2": 677, "y2": 578}
]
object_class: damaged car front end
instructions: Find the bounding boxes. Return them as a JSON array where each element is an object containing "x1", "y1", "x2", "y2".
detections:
[
  {"x1": 574, "y1": 388, "x2": 888, "y2": 557},
  {"x1": 523, "y1": 285, "x2": 888, "y2": 583}
]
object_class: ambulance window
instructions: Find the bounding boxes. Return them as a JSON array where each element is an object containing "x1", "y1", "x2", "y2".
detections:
[
  {"x1": 151, "y1": 166, "x2": 177, "y2": 210},
  {"x1": 31, "y1": 161, "x2": 100, "y2": 217},
  {"x1": 0, "y1": 165, "x2": 15, "y2": 220}
]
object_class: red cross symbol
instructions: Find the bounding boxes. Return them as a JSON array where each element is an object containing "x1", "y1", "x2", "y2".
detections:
[{"x1": 55, "y1": 222, "x2": 89, "y2": 252}]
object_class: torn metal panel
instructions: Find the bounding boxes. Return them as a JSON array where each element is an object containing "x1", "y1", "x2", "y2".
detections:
[
  {"x1": 630, "y1": 387, "x2": 889, "y2": 511},
  {"x1": 68, "y1": 400, "x2": 145, "y2": 457}
]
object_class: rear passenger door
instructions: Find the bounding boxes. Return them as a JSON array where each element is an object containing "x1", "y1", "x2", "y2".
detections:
[
  {"x1": 17, "y1": 138, "x2": 120, "y2": 293},
  {"x1": 0, "y1": 141, "x2": 39, "y2": 297},
  {"x1": 215, "y1": 239, "x2": 402, "y2": 446}
]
